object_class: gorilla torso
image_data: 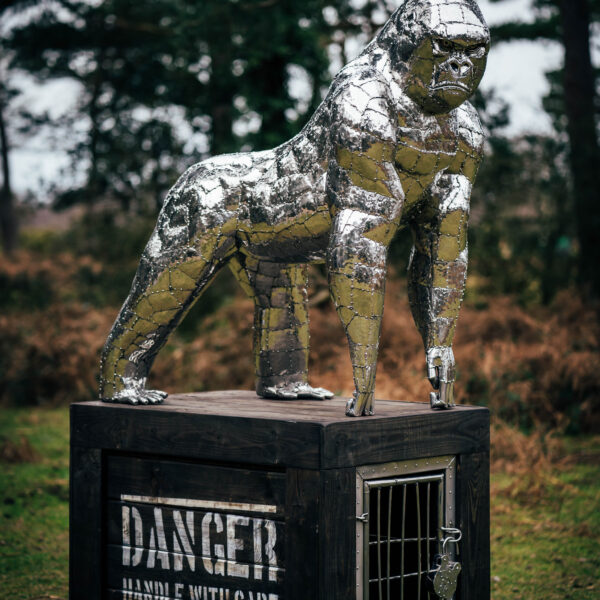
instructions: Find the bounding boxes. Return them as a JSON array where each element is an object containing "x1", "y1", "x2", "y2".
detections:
[
  {"x1": 166, "y1": 50, "x2": 483, "y2": 262},
  {"x1": 214, "y1": 47, "x2": 483, "y2": 263}
]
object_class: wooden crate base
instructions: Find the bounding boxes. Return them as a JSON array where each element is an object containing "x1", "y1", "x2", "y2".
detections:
[{"x1": 70, "y1": 392, "x2": 490, "y2": 600}]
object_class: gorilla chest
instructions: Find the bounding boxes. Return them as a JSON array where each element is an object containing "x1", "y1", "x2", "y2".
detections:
[{"x1": 394, "y1": 115, "x2": 458, "y2": 207}]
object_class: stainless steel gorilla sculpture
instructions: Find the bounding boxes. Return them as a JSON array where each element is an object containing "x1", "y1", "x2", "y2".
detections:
[{"x1": 100, "y1": 0, "x2": 490, "y2": 416}]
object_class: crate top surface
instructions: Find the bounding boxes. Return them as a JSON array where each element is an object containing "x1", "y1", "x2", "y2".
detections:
[
  {"x1": 73, "y1": 390, "x2": 486, "y2": 422},
  {"x1": 71, "y1": 391, "x2": 489, "y2": 469}
]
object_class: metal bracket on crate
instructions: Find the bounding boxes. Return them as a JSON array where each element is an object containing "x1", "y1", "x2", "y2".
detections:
[{"x1": 441, "y1": 526, "x2": 462, "y2": 553}]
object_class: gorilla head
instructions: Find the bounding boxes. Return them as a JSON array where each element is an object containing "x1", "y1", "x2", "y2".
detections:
[{"x1": 378, "y1": 0, "x2": 490, "y2": 114}]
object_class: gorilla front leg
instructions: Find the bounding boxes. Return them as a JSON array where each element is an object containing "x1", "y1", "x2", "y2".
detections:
[
  {"x1": 100, "y1": 255, "x2": 221, "y2": 404},
  {"x1": 328, "y1": 209, "x2": 390, "y2": 416},
  {"x1": 229, "y1": 257, "x2": 333, "y2": 400},
  {"x1": 408, "y1": 173, "x2": 471, "y2": 409},
  {"x1": 100, "y1": 225, "x2": 234, "y2": 404}
]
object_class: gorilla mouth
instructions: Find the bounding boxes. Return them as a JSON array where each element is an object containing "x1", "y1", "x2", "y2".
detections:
[{"x1": 434, "y1": 82, "x2": 470, "y2": 93}]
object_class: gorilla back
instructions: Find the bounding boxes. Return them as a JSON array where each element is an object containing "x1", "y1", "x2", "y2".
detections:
[{"x1": 100, "y1": 0, "x2": 490, "y2": 416}]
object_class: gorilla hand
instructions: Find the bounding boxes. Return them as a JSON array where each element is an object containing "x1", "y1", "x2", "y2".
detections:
[{"x1": 427, "y1": 347, "x2": 456, "y2": 409}]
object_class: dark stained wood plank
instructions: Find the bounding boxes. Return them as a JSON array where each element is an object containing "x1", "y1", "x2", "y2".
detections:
[
  {"x1": 95, "y1": 391, "x2": 431, "y2": 420},
  {"x1": 106, "y1": 589, "x2": 176, "y2": 600},
  {"x1": 72, "y1": 393, "x2": 489, "y2": 469},
  {"x1": 284, "y1": 469, "x2": 320, "y2": 600},
  {"x1": 70, "y1": 445, "x2": 103, "y2": 600},
  {"x1": 106, "y1": 544, "x2": 284, "y2": 592},
  {"x1": 106, "y1": 587, "x2": 283, "y2": 600},
  {"x1": 71, "y1": 404, "x2": 322, "y2": 469},
  {"x1": 318, "y1": 468, "x2": 356, "y2": 600},
  {"x1": 106, "y1": 591, "x2": 180, "y2": 600},
  {"x1": 106, "y1": 455, "x2": 286, "y2": 517},
  {"x1": 456, "y1": 452, "x2": 490, "y2": 600},
  {"x1": 106, "y1": 500, "x2": 286, "y2": 566},
  {"x1": 107, "y1": 587, "x2": 283, "y2": 600},
  {"x1": 73, "y1": 392, "x2": 466, "y2": 423},
  {"x1": 320, "y1": 407, "x2": 490, "y2": 469}
]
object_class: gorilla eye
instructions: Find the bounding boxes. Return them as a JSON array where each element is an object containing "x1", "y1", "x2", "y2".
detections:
[
  {"x1": 467, "y1": 44, "x2": 486, "y2": 57},
  {"x1": 437, "y1": 39, "x2": 455, "y2": 52}
]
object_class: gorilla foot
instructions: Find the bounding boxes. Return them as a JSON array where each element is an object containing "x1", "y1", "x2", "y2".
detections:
[
  {"x1": 103, "y1": 388, "x2": 168, "y2": 405},
  {"x1": 345, "y1": 392, "x2": 374, "y2": 417},
  {"x1": 261, "y1": 383, "x2": 334, "y2": 401}
]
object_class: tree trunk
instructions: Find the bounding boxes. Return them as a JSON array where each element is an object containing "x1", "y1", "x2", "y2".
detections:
[
  {"x1": 87, "y1": 54, "x2": 105, "y2": 205},
  {"x1": 210, "y1": 99, "x2": 235, "y2": 156},
  {"x1": 209, "y1": 41, "x2": 236, "y2": 156},
  {"x1": 0, "y1": 94, "x2": 17, "y2": 254},
  {"x1": 559, "y1": 0, "x2": 600, "y2": 297},
  {"x1": 257, "y1": 55, "x2": 288, "y2": 149}
]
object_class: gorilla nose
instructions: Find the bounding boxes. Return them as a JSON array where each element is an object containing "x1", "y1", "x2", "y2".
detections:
[{"x1": 449, "y1": 58, "x2": 471, "y2": 78}]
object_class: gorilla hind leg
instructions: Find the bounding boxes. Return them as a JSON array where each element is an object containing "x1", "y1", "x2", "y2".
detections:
[{"x1": 229, "y1": 256, "x2": 333, "y2": 400}]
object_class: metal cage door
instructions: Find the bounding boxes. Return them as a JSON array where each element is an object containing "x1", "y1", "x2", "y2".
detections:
[{"x1": 356, "y1": 456, "x2": 457, "y2": 600}]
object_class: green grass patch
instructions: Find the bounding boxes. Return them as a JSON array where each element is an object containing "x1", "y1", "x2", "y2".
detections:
[
  {"x1": 490, "y1": 440, "x2": 599, "y2": 600},
  {"x1": 1, "y1": 407, "x2": 598, "y2": 599},
  {"x1": 0, "y1": 408, "x2": 69, "y2": 599}
]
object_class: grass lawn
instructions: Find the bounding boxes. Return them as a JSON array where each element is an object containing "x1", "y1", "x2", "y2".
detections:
[
  {"x1": 491, "y1": 466, "x2": 598, "y2": 599},
  {"x1": 0, "y1": 406, "x2": 598, "y2": 599},
  {"x1": 0, "y1": 408, "x2": 69, "y2": 599}
]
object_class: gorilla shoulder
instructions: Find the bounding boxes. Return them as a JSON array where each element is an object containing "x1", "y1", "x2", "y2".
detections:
[
  {"x1": 327, "y1": 66, "x2": 396, "y2": 146},
  {"x1": 453, "y1": 101, "x2": 485, "y2": 157},
  {"x1": 443, "y1": 101, "x2": 485, "y2": 179}
]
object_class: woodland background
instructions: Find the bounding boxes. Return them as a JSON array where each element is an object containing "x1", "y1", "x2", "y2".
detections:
[{"x1": 0, "y1": 1, "x2": 598, "y2": 599}]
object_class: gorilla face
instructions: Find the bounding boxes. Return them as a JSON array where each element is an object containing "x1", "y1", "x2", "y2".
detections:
[
  {"x1": 404, "y1": 34, "x2": 489, "y2": 114},
  {"x1": 386, "y1": 0, "x2": 490, "y2": 114}
]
